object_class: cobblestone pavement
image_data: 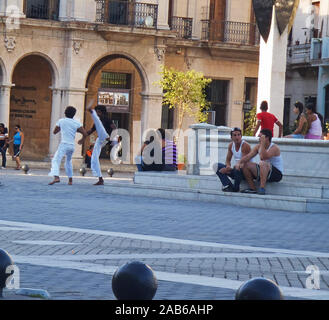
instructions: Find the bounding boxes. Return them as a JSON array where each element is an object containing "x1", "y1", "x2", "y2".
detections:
[{"x1": 1, "y1": 168, "x2": 329, "y2": 300}]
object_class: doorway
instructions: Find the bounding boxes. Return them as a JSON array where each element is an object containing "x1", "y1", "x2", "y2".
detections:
[{"x1": 10, "y1": 55, "x2": 53, "y2": 160}]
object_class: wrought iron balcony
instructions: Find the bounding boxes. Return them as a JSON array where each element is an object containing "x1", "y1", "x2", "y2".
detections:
[
  {"x1": 25, "y1": 0, "x2": 59, "y2": 20},
  {"x1": 201, "y1": 20, "x2": 260, "y2": 46},
  {"x1": 170, "y1": 16, "x2": 193, "y2": 39},
  {"x1": 96, "y1": 0, "x2": 158, "y2": 29}
]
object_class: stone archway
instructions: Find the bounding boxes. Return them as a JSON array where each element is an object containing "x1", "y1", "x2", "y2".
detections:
[
  {"x1": 85, "y1": 53, "x2": 148, "y2": 161},
  {"x1": 10, "y1": 55, "x2": 54, "y2": 160}
]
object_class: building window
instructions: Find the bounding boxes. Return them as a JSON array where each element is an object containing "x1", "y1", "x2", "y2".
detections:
[
  {"x1": 206, "y1": 80, "x2": 229, "y2": 126},
  {"x1": 101, "y1": 72, "x2": 131, "y2": 89},
  {"x1": 96, "y1": 0, "x2": 158, "y2": 28},
  {"x1": 25, "y1": 0, "x2": 59, "y2": 20}
]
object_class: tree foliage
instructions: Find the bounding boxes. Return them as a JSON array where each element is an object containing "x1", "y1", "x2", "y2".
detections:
[
  {"x1": 156, "y1": 66, "x2": 212, "y2": 132},
  {"x1": 243, "y1": 105, "x2": 257, "y2": 136}
]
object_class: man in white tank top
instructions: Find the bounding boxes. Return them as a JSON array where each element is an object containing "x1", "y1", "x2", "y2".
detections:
[
  {"x1": 213, "y1": 127, "x2": 252, "y2": 192},
  {"x1": 239, "y1": 129, "x2": 283, "y2": 195}
]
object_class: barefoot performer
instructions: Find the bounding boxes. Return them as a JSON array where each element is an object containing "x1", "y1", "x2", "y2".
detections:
[
  {"x1": 49, "y1": 106, "x2": 88, "y2": 185},
  {"x1": 79, "y1": 100, "x2": 116, "y2": 185}
]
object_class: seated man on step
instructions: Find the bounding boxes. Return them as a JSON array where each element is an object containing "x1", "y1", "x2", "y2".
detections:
[
  {"x1": 213, "y1": 127, "x2": 252, "y2": 192},
  {"x1": 239, "y1": 128, "x2": 283, "y2": 195}
]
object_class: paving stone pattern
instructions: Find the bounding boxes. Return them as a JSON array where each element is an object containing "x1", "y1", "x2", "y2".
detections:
[{"x1": 0, "y1": 168, "x2": 328, "y2": 300}]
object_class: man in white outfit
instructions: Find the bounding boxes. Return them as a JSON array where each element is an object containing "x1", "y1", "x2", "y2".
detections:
[
  {"x1": 49, "y1": 106, "x2": 88, "y2": 185},
  {"x1": 79, "y1": 103, "x2": 116, "y2": 185}
]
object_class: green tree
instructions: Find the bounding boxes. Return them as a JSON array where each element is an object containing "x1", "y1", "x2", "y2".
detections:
[{"x1": 156, "y1": 66, "x2": 212, "y2": 133}]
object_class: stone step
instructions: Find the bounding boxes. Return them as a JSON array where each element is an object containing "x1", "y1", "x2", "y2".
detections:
[
  {"x1": 134, "y1": 172, "x2": 329, "y2": 200},
  {"x1": 103, "y1": 180, "x2": 329, "y2": 214},
  {"x1": 5, "y1": 158, "x2": 136, "y2": 172},
  {"x1": 199, "y1": 168, "x2": 329, "y2": 185}
]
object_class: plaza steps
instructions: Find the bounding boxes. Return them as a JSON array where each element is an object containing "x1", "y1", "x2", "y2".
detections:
[{"x1": 103, "y1": 172, "x2": 329, "y2": 214}]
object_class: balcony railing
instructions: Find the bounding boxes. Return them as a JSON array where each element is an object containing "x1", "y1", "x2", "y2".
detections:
[
  {"x1": 201, "y1": 20, "x2": 260, "y2": 46},
  {"x1": 287, "y1": 44, "x2": 311, "y2": 65},
  {"x1": 25, "y1": 0, "x2": 59, "y2": 20},
  {"x1": 170, "y1": 16, "x2": 193, "y2": 39},
  {"x1": 96, "y1": 0, "x2": 158, "y2": 29}
]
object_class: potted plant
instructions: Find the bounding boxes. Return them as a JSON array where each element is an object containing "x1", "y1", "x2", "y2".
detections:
[
  {"x1": 177, "y1": 154, "x2": 187, "y2": 170},
  {"x1": 156, "y1": 66, "x2": 212, "y2": 169}
]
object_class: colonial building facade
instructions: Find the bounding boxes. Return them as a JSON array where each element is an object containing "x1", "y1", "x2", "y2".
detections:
[
  {"x1": 0, "y1": 0, "x2": 259, "y2": 161},
  {"x1": 285, "y1": 0, "x2": 329, "y2": 131}
]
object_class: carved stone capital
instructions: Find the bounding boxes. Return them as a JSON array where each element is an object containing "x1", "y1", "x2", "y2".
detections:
[
  {"x1": 73, "y1": 40, "x2": 83, "y2": 54},
  {"x1": 154, "y1": 46, "x2": 166, "y2": 61},
  {"x1": 4, "y1": 36, "x2": 16, "y2": 52},
  {"x1": 184, "y1": 56, "x2": 194, "y2": 69}
]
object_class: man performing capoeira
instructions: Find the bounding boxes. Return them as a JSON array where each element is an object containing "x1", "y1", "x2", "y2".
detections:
[
  {"x1": 79, "y1": 102, "x2": 116, "y2": 185},
  {"x1": 49, "y1": 106, "x2": 88, "y2": 185}
]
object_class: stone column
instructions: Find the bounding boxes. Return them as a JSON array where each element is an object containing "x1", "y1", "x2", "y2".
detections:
[
  {"x1": 0, "y1": 0, "x2": 25, "y2": 19},
  {"x1": 188, "y1": 0, "x2": 198, "y2": 39},
  {"x1": 157, "y1": 0, "x2": 170, "y2": 30},
  {"x1": 230, "y1": 75, "x2": 245, "y2": 129},
  {"x1": 187, "y1": 123, "x2": 218, "y2": 176},
  {"x1": 256, "y1": 6, "x2": 288, "y2": 137},
  {"x1": 47, "y1": 88, "x2": 62, "y2": 158},
  {"x1": 139, "y1": 92, "x2": 163, "y2": 141},
  {"x1": 3, "y1": 0, "x2": 24, "y2": 15},
  {"x1": 0, "y1": 84, "x2": 12, "y2": 128},
  {"x1": 62, "y1": 87, "x2": 88, "y2": 159},
  {"x1": 59, "y1": 0, "x2": 74, "y2": 21},
  {"x1": 48, "y1": 87, "x2": 87, "y2": 160}
]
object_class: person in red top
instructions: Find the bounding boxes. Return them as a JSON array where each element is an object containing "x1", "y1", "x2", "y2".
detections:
[{"x1": 253, "y1": 100, "x2": 283, "y2": 138}]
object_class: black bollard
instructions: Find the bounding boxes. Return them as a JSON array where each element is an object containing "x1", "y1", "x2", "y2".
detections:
[
  {"x1": 79, "y1": 167, "x2": 86, "y2": 176},
  {"x1": 0, "y1": 249, "x2": 14, "y2": 298},
  {"x1": 112, "y1": 261, "x2": 158, "y2": 300},
  {"x1": 22, "y1": 164, "x2": 29, "y2": 174},
  {"x1": 235, "y1": 277, "x2": 284, "y2": 300},
  {"x1": 107, "y1": 168, "x2": 114, "y2": 177}
]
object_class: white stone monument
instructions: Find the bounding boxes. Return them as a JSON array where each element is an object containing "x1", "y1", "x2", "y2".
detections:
[{"x1": 253, "y1": 0, "x2": 299, "y2": 136}]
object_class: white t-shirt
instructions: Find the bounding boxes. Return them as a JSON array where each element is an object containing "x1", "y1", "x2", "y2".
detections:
[{"x1": 56, "y1": 118, "x2": 82, "y2": 145}]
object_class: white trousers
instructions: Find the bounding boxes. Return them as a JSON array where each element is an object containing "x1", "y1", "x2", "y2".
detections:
[
  {"x1": 91, "y1": 110, "x2": 109, "y2": 178},
  {"x1": 48, "y1": 143, "x2": 75, "y2": 178}
]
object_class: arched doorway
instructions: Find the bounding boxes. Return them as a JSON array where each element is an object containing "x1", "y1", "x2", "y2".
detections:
[
  {"x1": 85, "y1": 54, "x2": 146, "y2": 161},
  {"x1": 10, "y1": 55, "x2": 53, "y2": 160}
]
